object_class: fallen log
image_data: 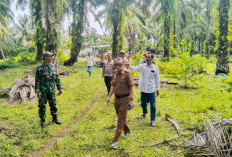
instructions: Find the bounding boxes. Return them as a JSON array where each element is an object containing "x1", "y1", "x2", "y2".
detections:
[{"x1": 165, "y1": 114, "x2": 182, "y2": 137}]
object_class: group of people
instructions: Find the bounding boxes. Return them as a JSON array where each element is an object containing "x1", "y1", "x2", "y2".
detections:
[
  {"x1": 35, "y1": 50, "x2": 160, "y2": 149},
  {"x1": 103, "y1": 51, "x2": 160, "y2": 149}
]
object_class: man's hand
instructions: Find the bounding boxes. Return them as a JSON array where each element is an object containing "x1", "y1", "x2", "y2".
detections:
[
  {"x1": 58, "y1": 89, "x2": 63, "y2": 95},
  {"x1": 129, "y1": 100, "x2": 135, "y2": 109},
  {"x1": 37, "y1": 92, "x2": 42, "y2": 99},
  {"x1": 156, "y1": 90, "x2": 160, "y2": 97},
  {"x1": 106, "y1": 97, "x2": 111, "y2": 106}
]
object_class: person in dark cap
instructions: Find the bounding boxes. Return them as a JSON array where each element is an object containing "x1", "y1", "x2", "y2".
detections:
[{"x1": 35, "y1": 51, "x2": 63, "y2": 127}]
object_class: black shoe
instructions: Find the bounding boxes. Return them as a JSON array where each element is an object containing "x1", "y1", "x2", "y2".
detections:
[
  {"x1": 140, "y1": 114, "x2": 146, "y2": 119},
  {"x1": 52, "y1": 115, "x2": 62, "y2": 125}
]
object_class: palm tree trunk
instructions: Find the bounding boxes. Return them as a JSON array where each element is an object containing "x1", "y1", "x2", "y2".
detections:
[
  {"x1": 190, "y1": 41, "x2": 194, "y2": 56},
  {"x1": 173, "y1": 20, "x2": 176, "y2": 48},
  {"x1": 112, "y1": 21, "x2": 119, "y2": 58},
  {"x1": 112, "y1": 0, "x2": 121, "y2": 58},
  {"x1": 64, "y1": 0, "x2": 86, "y2": 66},
  {"x1": 44, "y1": 0, "x2": 58, "y2": 54},
  {"x1": 35, "y1": 0, "x2": 44, "y2": 60},
  {"x1": 215, "y1": 0, "x2": 230, "y2": 75},
  {"x1": 164, "y1": 15, "x2": 170, "y2": 61},
  {"x1": 205, "y1": 2, "x2": 211, "y2": 59}
]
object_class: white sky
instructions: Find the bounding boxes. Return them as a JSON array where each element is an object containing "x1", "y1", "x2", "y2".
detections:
[{"x1": 11, "y1": 2, "x2": 105, "y2": 35}]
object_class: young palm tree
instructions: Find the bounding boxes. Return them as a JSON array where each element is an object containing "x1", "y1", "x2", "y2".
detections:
[{"x1": 215, "y1": 0, "x2": 230, "y2": 75}]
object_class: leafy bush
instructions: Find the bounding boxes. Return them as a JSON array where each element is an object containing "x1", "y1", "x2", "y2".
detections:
[
  {"x1": 130, "y1": 50, "x2": 143, "y2": 66},
  {"x1": 157, "y1": 51, "x2": 207, "y2": 87},
  {"x1": 57, "y1": 49, "x2": 70, "y2": 63},
  {"x1": 175, "y1": 52, "x2": 206, "y2": 87},
  {"x1": 0, "y1": 52, "x2": 36, "y2": 69},
  {"x1": 219, "y1": 73, "x2": 232, "y2": 92},
  {"x1": 0, "y1": 58, "x2": 19, "y2": 69}
]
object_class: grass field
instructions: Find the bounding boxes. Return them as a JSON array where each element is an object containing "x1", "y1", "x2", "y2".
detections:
[{"x1": 0, "y1": 61, "x2": 232, "y2": 156}]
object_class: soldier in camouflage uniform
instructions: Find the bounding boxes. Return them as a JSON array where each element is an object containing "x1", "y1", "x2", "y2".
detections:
[{"x1": 35, "y1": 51, "x2": 63, "y2": 126}]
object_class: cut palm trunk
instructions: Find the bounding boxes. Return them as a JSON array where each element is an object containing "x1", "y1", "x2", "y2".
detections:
[{"x1": 8, "y1": 75, "x2": 35, "y2": 103}]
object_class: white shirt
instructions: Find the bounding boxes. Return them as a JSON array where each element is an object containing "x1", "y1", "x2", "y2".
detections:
[
  {"x1": 130, "y1": 63, "x2": 160, "y2": 93},
  {"x1": 87, "y1": 56, "x2": 94, "y2": 66}
]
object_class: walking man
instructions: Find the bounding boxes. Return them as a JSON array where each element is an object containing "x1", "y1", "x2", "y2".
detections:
[
  {"x1": 102, "y1": 53, "x2": 114, "y2": 95},
  {"x1": 107, "y1": 57, "x2": 134, "y2": 149},
  {"x1": 35, "y1": 51, "x2": 63, "y2": 127},
  {"x1": 86, "y1": 52, "x2": 94, "y2": 77},
  {"x1": 129, "y1": 52, "x2": 160, "y2": 127}
]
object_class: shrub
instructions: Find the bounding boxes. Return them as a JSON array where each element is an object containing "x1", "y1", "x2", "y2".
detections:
[
  {"x1": 0, "y1": 58, "x2": 19, "y2": 69},
  {"x1": 57, "y1": 49, "x2": 70, "y2": 63},
  {"x1": 0, "y1": 52, "x2": 36, "y2": 69},
  {"x1": 175, "y1": 52, "x2": 206, "y2": 87}
]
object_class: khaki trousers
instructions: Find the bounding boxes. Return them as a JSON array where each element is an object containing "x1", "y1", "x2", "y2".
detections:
[{"x1": 113, "y1": 96, "x2": 131, "y2": 142}]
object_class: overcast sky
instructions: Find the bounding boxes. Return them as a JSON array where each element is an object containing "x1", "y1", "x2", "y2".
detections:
[{"x1": 11, "y1": 2, "x2": 105, "y2": 35}]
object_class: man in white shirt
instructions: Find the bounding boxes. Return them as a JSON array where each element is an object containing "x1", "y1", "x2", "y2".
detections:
[
  {"x1": 129, "y1": 53, "x2": 160, "y2": 127},
  {"x1": 86, "y1": 52, "x2": 94, "y2": 77}
]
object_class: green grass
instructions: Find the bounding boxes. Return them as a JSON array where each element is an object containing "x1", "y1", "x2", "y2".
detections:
[{"x1": 1, "y1": 61, "x2": 232, "y2": 156}]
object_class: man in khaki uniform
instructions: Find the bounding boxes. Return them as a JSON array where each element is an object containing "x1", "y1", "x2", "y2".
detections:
[{"x1": 107, "y1": 57, "x2": 134, "y2": 149}]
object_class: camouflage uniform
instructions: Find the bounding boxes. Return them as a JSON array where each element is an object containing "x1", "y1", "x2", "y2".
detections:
[{"x1": 35, "y1": 63, "x2": 61, "y2": 122}]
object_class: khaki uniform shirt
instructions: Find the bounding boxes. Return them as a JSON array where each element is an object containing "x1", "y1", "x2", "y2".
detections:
[
  {"x1": 102, "y1": 60, "x2": 114, "y2": 77},
  {"x1": 111, "y1": 70, "x2": 134, "y2": 96}
]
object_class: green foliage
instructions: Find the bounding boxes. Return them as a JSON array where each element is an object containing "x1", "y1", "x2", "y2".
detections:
[
  {"x1": 0, "y1": 52, "x2": 36, "y2": 69},
  {"x1": 130, "y1": 50, "x2": 143, "y2": 65},
  {"x1": 57, "y1": 49, "x2": 70, "y2": 63},
  {"x1": 219, "y1": 73, "x2": 232, "y2": 93},
  {"x1": 175, "y1": 53, "x2": 206, "y2": 87},
  {"x1": 157, "y1": 50, "x2": 207, "y2": 87},
  {"x1": 130, "y1": 50, "x2": 144, "y2": 77},
  {"x1": 0, "y1": 58, "x2": 19, "y2": 69}
]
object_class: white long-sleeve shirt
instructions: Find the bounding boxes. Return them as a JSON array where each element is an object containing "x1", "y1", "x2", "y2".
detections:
[
  {"x1": 87, "y1": 56, "x2": 94, "y2": 66},
  {"x1": 130, "y1": 63, "x2": 160, "y2": 93}
]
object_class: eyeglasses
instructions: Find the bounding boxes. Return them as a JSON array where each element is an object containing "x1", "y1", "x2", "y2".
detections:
[{"x1": 115, "y1": 63, "x2": 123, "y2": 67}]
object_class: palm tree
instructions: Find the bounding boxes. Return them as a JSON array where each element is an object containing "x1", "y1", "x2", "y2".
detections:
[
  {"x1": 154, "y1": 0, "x2": 174, "y2": 61},
  {"x1": 16, "y1": 0, "x2": 45, "y2": 60},
  {"x1": 204, "y1": 0, "x2": 216, "y2": 59},
  {"x1": 0, "y1": 0, "x2": 13, "y2": 26},
  {"x1": 11, "y1": 15, "x2": 33, "y2": 45},
  {"x1": 64, "y1": 0, "x2": 108, "y2": 66},
  {"x1": 64, "y1": 0, "x2": 87, "y2": 65},
  {"x1": 31, "y1": 0, "x2": 45, "y2": 60},
  {"x1": 215, "y1": 0, "x2": 230, "y2": 75},
  {"x1": 43, "y1": 0, "x2": 59, "y2": 53}
]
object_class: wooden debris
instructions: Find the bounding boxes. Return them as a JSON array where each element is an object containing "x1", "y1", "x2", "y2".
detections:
[
  {"x1": 8, "y1": 75, "x2": 35, "y2": 103},
  {"x1": 186, "y1": 116, "x2": 232, "y2": 156},
  {"x1": 165, "y1": 114, "x2": 182, "y2": 137},
  {"x1": 24, "y1": 68, "x2": 36, "y2": 75}
]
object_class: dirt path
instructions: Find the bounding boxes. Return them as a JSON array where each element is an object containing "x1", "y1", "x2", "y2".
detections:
[{"x1": 28, "y1": 90, "x2": 104, "y2": 157}]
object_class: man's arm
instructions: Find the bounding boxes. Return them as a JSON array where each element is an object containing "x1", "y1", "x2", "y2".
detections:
[
  {"x1": 35, "y1": 68, "x2": 41, "y2": 98},
  {"x1": 55, "y1": 66, "x2": 62, "y2": 94},
  {"x1": 127, "y1": 72, "x2": 135, "y2": 108},
  {"x1": 129, "y1": 64, "x2": 141, "y2": 72},
  {"x1": 102, "y1": 63, "x2": 105, "y2": 77},
  {"x1": 107, "y1": 85, "x2": 114, "y2": 106},
  {"x1": 155, "y1": 67, "x2": 160, "y2": 96}
]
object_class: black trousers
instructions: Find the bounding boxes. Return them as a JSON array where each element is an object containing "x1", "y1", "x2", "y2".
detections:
[{"x1": 104, "y1": 76, "x2": 113, "y2": 94}]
